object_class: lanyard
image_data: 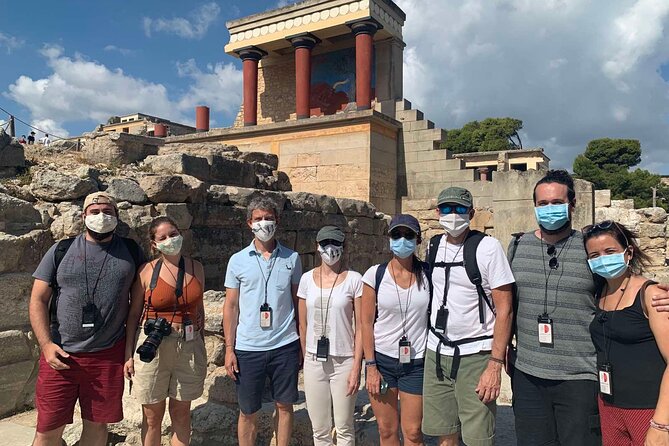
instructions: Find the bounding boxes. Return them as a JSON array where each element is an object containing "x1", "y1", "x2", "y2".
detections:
[
  {"x1": 83, "y1": 236, "x2": 113, "y2": 305},
  {"x1": 599, "y1": 278, "x2": 629, "y2": 365},
  {"x1": 254, "y1": 248, "x2": 277, "y2": 305},
  {"x1": 440, "y1": 241, "x2": 464, "y2": 307},
  {"x1": 319, "y1": 266, "x2": 341, "y2": 338},
  {"x1": 540, "y1": 233, "x2": 572, "y2": 316},
  {"x1": 390, "y1": 261, "x2": 414, "y2": 339}
]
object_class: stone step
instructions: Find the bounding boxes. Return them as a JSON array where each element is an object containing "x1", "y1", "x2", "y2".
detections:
[
  {"x1": 395, "y1": 109, "x2": 424, "y2": 122},
  {"x1": 395, "y1": 99, "x2": 412, "y2": 112}
]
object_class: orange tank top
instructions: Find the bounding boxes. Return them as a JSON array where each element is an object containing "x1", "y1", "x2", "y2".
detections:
[{"x1": 144, "y1": 274, "x2": 203, "y2": 325}]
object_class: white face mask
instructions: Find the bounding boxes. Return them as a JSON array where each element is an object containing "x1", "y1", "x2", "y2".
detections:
[
  {"x1": 251, "y1": 220, "x2": 277, "y2": 242},
  {"x1": 318, "y1": 244, "x2": 343, "y2": 266},
  {"x1": 156, "y1": 235, "x2": 183, "y2": 256},
  {"x1": 85, "y1": 213, "x2": 118, "y2": 234},
  {"x1": 439, "y1": 213, "x2": 470, "y2": 237}
]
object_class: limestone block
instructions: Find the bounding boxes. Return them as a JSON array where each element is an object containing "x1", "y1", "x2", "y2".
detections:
[
  {"x1": 116, "y1": 204, "x2": 157, "y2": 248},
  {"x1": 105, "y1": 178, "x2": 148, "y2": 204},
  {"x1": 74, "y1": 166, "x2": 100, "y2": 182},
  {"x1": 639, "y1": 223, "x2": 665, "y2": 238},
  {"x1": 644, "y1": 249, "x2": 666, "y2": 267},
  {"x1": 0, "y1": 182, "x2": 35, "y2": 202},
  {"x1": 206, "y1": 185, "x2": 230, "y2": 204},
  {"x1": 0, "y1": 192, "x2": 42, "y2": 234},
  {"x1": 221, "y1": 186, "x2": 287, "y2": 211},
  {"x1": 205, "y1": 334, "x2": 225, "y2": 367},
  {"x1": 347, "y1": 217, "x2": 376, "y2": 235},
  {"x1": 573, "y1": 179, "x2": 595, "y2": 229},
  {"x1": 611, "y1": 199, "x2": 635, "y2": 210},
  {"x1": 139, "y1": 175, "x2": 205, "y2": 203},
  {"x1": 33, "y1": 202, "x2": 56, "y2": 229},
  {"x1": 30, "y1": 169, "x2": 98, "y2": 201},
  {"x1": 202, "y1": 367, "x2": 238, "y2": 405},
  {"x1": 275, "y1": 171, "x2": 292, "y2": 192},
  {"x1": 595, "y1": 207, "x2": 642, "y2": 232},
  {"x1": 284, "y1": 191, "x2": 338, "y2": 213},
  {"x1": 0, "y1": 230, "x2": 54, "y2": 274},
  {"x1": 0, "y1": 128, "x2": 25, "y2": 168},
  {"x1": 295, "y1": 230, "x2": 320, "y2": 253},
  {"x1": 0, "y1": 359, "x2": 37, "y2": 417},
  {"x1": 144, "y1": 153, "x2": 211, "y2": 181},
  {"x1": 290, "y1": 166, "x2": 318, "y2": 183},
  {"x1": 82, "y1": 132, "x2": 162, "y2": 165},
  {"x1": 203, "y1": 290, "x2": 224, "y2": 333},
  {"x1": 50, "y1": 202, "x2": 84, "y2": 240},
  {"x1": 155, "y1": 203, "x2": 192, "y2": 229},
  {"x1": 209, "y1": 156, "x2": 257, "y2": 187},
  {"x1": 335, "y1": 198, "x2": 377, "y2": 218},
  {"x1": 640, "y1": 237, "x2": 666, "y2": 250},
  {"x1": 49, "y1": 138, "x2": 80, "y2": 152},
  {"x1": 595, "y1": 190, "x2": 611, "y2": 208},
  {"x1": 641, "y1": 207, "x2": 668, "y2": 224},
  {"x1": 0, "y1": 330, "x2": 32, "y2": 367},
  {"x1": 279, "y1": 211, "x2": 326, "y2": 232},
  {"x1": 197, "y1": 203, "x2": 246, "y2": 228}
]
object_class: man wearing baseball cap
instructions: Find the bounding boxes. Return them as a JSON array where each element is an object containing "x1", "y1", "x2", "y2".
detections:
[
  {"x1": 422, "y1": 186, "x2": 514, "y2": 446},
  {"x1": 29, "y1": 191, "x2": 145, "y2": 446}
]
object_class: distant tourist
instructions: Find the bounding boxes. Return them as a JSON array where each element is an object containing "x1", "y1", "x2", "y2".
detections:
[
  {"x1": 361, "y1": 214, "x2": 429, "y2": 446},
  {"x1": 18, "y1": 135, "x2": 27, "y2": 144},
  {"x1": 27, "y1": 131, "x2": 35, "y2": 144},
  {"x1": 223, "y1": 197, "x2": 303, "y2": 446},
  {"x1": 40, "y1": 133, "x2": 51, "y2": 146},
  {"x1": 298, "y1": 225, "x2": 363, "y2": 446},
  {"x1": 124, "y1": 216, "x2": 207, "y2": 446},
  {"x1": 29, "y1": 192, "x2": 144, "y2": 446}
]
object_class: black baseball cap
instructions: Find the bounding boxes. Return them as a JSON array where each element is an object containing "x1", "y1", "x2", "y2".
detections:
[{"x1": 388, "y1": 214, "x2": 421, "y2": 234}]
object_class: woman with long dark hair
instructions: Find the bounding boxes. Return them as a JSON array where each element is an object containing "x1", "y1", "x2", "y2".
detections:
[
  {"x1": 361, "y1": 214, "x2": 429, "y2": 446},
  {"x1": 584, "y1": 220, "x2": 669, "y2": 446}
]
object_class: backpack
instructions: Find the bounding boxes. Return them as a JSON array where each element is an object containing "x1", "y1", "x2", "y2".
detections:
[
  {"x1": 48, "y1": 235, "x2": 144, "y2": 324},
  {"x1": 424, "y1": 230, "x2": 497, "y2": 381}
]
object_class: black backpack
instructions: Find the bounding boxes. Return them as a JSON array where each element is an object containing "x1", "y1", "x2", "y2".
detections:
[{"x1": 48, "y1": 235, "x2": 144, "y2": 324}]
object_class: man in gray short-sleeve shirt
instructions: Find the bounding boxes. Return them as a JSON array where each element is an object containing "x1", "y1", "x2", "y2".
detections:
[{"x1": 29, "y1": 192, "x2": 144, "y2": 446}]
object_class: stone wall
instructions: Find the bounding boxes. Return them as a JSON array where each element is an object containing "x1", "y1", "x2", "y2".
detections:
[
  {"x1": 0, "y1": 129, "x2": 25, "y2": 178},
  {"x1": 596, "y1": 198, "x2": 669, "y2": 283},
  {"x1": 0, "y1": 137, "x2": 390, "y2": 429}
]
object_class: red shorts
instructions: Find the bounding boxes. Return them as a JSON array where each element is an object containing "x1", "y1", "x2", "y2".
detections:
[
  {"x1": 599, "y1": 395, "x2": 655, "y2": 446},
  {"x1": 35, "y1": 339, "x2": 125, "y2": 433}
]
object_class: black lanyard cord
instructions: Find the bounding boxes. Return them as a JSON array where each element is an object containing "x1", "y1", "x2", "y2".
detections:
[
  {"x1": 83, "y1": 235, "x2": 113, "y2": 305},
  {"x1": 319, "y1": 266, "x2": 342, "y2": 338},
  {"x1": 255, "y1": 249, "x2": 277, "y2": 305},
  {"x1": 390, "y1": 261, "x2": 414, "y2": 339},
  {"x1": 441, "y1": 240, "x2": 464, "y2": 308},
  {"x1": 540, "y1": 233, "x2": 572, "y2": 315}
]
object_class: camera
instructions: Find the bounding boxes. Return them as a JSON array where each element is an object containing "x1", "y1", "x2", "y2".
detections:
[{"x1": 136, "y1": 317, "x2": 172, "y2": 363}]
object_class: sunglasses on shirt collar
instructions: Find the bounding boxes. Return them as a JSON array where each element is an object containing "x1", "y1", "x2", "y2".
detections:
[{"x1": 438, "y1": 204, "x2": 470, "y2": 215}]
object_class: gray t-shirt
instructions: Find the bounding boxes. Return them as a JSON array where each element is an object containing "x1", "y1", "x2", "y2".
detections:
[
  {"x1": 33, "y1": 234, "x2": 142, "y2": 353},
  {"x1": 509, "y1": 230, "x2": 597, "y2": 381}
]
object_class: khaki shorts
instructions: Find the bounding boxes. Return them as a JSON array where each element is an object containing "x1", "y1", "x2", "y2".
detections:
[
  {"x1": 132, "y1": 326, "x2": 207, "y2": 405},
  {"x1": 422, "y1": 349, "x2": 496, "y2": 446}
]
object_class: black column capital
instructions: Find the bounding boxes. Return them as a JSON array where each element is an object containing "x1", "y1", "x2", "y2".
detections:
[
  {"x1": 236, "y1": 46, "x2": 268, "y2": 61},
  {"x1": 346, "y1": 18, "x2": 383, "y2": 36},
  {"x1": 287, "y1": 32, "x2": 321, "y2": 50}
]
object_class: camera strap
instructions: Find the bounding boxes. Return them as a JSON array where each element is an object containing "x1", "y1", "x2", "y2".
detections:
[{"x1": 145, "y1": 257, "x2": 186, "y2": 323}]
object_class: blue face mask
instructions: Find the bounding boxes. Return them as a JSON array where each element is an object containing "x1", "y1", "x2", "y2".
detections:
[
  {"x1": 587, "y1": 252, "x2": 629, "y2": 279},
  {"x1": 534, "y1": 203, "x2": 570, "y2": 230},
  {"x1": 389, "y1": 237, "x2": 416, "y2": 259}
]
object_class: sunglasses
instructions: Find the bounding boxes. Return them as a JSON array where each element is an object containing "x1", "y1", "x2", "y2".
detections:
[
  {"x1": 582, "y1": 220, "x2": 630, "y2": 246},
  {"x1": 390, "y1": 230, "x2": 417, "y2": 240},
  {"x1": 318, "y1": 239, "x2": 343, "y2": 248},
  {"x1": 438, "y1": 204, "x2": 470, "y2": 215},
  {"x1": 546, "y1": 245, "x2": 559, "y2": 270}
]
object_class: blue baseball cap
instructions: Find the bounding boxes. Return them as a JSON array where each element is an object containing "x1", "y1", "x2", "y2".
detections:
[{"x1": 389, "y1": 214, "x2": 421, "y2": 235}]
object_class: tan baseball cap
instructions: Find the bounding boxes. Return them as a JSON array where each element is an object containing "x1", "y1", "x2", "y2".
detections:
[{"x1": 83, "y1": 191, "x2": 117, "y2": 211}]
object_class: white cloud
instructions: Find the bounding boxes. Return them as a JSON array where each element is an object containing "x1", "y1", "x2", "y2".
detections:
[
  {"x1": 3, "y1": 44, "x2": 243, "y2": 134},
  {"x1": 31, "y1": 119, "x2": 69, "y2": 138},
  {"x1": 396, "y1": 0, "x2": 669, "y2": 173},
  {"x1": 0, "y1": 32, "x2": 24, "y2": 54},
  {"x1": 104, "y1": 45, "x2": 136, "y2": 57},
  {"x1": 143, "y1": 3, "x2": 220, "y2": 39}
]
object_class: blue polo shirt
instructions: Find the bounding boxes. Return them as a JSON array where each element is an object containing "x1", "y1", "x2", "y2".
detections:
[{"x1": 225, "y1": 240, "x2": 302, "y2": 351}]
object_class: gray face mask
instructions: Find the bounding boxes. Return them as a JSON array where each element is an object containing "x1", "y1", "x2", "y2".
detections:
[{"x1": 318, "y1": 244, "x2": 343, "y2": 266}]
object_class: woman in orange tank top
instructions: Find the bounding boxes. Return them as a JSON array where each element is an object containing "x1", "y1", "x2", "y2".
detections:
[{"x1": 124, "y1": 216, "x2": 207, "y2": 446}]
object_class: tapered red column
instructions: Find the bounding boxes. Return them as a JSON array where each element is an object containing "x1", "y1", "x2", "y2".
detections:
[
  {"x1": 236, "y1": 47, "x2": 267, "y2": 126},
  {"x1": 289, "y1": 33, "x2": 320, "y2": 119},
  {"x1": 348, "y1": 20, "x2": 381, "y2": 110}
]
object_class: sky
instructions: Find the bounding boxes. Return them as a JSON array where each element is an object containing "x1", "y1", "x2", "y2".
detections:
[{"x1": 0, "y1": 0, "x2": 668, "y2": 173}]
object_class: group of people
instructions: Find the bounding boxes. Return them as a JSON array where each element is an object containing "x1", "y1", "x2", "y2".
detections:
[
  {"x1": 27, "y1": 169, "x2": 669, "y2": 446},
  {"x1": 17, "y1": 131, "x2": 49, "y2": 145}
]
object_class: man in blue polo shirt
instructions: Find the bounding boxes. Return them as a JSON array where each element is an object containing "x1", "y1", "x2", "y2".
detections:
[{"x1": 223, "y1": 197, "x2": 303, "y2": 446}]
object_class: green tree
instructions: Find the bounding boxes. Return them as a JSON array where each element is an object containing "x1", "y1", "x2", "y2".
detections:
[
  {"x1": 573, "y1": 138, "x2": 668, "y2": 209},
  {"x1": 440, "y1": 117, "x2": 523, "y2": 154}
]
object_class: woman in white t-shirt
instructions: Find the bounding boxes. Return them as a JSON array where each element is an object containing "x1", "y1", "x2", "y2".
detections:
[
  {"x1": 298, "y1": 225, "x2": 364, "y2": 446},
  {"x1": 361, "y1": 214, "x2": 430, "y2": 446}
]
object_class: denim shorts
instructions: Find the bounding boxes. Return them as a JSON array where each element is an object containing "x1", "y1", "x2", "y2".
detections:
[
  {"x1": 375, "y1": 351, "x2": 425, "y2": 395},
  {"x1": 235, "y1": 340, "x2": 300, "y2": 414}
]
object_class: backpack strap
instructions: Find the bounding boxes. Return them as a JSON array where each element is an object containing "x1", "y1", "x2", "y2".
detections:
[
  {"x1": 426, "y1": 234, "x2": 443, "y2": 275},
  {"x1": 374, "y1": 262, "x2": 388, "y2": 322},
  {"x1": 462, "y1": 230, "x2": 494, "y2": 324},
  {"x1": 508, "y1": 232, "x2": 524, "y2": 265}
]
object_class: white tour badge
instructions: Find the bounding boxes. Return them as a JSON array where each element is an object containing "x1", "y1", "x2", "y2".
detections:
[
  {"x1": 183, "y1": 319, "x2": 194, "y2": 342},
  {"x1": 598, "y1": 363, "x2": 613, "y2": 395},
  {"x1": 398, "y1": 337, "x2": 411, "y2": 364},
  {"x1": 260, "y1": 303, "x2": 272, "y2": 328},
  {"x1": 537, "y1": 314, "x2": 554, "y2": 347}
]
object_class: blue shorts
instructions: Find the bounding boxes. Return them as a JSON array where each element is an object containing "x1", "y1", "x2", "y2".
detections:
[
  {"x1": 376, "y1": 351, "x2": 425, "y2": 395},
  {"x1": 234, "y1": 340, "x2": 300, "y2": 414}
]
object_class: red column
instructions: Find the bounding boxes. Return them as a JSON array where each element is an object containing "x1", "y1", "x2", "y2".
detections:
[
  {"x1": 348, "y1": 20, "x2": 381, "y2": 110},
  {"x1": 236, "y1": 47, "x2": 267, "y2": 126},
  {"x1": 289, "y1": 33, "x2": 320, "y2": 119},
  {"x1": 195, "y1": 106, "x2": 210, "y2": 132},
  {"x1": 154, "y1": 123, "x2": 167, "y2": 137}
]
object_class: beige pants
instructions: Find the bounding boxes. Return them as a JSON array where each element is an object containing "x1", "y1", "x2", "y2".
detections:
[{"x1": 303, "y1": 354, "x2": 357, "y2": 446}]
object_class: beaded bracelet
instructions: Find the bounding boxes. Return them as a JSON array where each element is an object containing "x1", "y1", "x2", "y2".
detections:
[
  {"x1": 489, "y1": 357, "x2": 505, "y2": 365},
  {"x1": 650, "y1": 420, "x2": 669, "y2": 432}
]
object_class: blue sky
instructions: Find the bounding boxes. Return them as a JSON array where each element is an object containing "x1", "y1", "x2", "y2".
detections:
[{"x1": 1, "y1": 0, "x2": 669, "y2": 173}]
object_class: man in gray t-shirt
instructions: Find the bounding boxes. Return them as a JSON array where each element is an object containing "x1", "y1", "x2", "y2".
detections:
[{"x1": 29, "y1": 192, "x2": 144, "y2": 446}]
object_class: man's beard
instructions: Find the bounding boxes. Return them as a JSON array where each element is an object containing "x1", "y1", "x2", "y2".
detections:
[
  {"x1": 539, "y1": 220, "x2": 571, "y2": 235},
  {"x1": 87, "y1": 229, "x2": 114, "y2": 241}
]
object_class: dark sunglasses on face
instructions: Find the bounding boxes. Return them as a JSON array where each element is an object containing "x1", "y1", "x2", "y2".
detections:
[
  {"x1": 389, "y1": 230, "x2": 417, "y2": 240},
  {"x1": 318, "y1": 239, "x2": 343, "y2": 248},
  {"x1": 438, "y1": 204, "x2": 469, "y2": 215}
]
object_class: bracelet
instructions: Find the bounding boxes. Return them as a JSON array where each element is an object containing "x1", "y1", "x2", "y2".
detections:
[
  {"x1": 365, "y1": 360, "x2": 377, "y2": 367},
  {"x1": 489, "y1": 357, "x2": 505, "y2": 365},
  {"x1": 650, "y1": 419, "x2": 669, "y2": 432},
  {"x1": 225, "y1": 343, "x2": 234, "y2": 347}
]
